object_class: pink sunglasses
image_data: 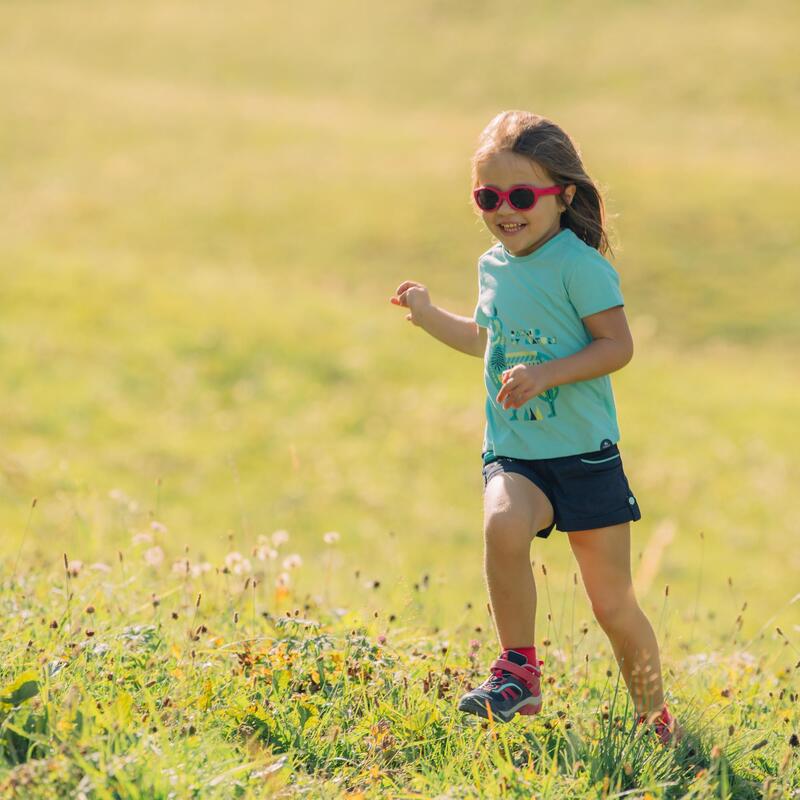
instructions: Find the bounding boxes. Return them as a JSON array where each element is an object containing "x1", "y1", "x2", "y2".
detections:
[{"x1": 473, "y1": 184, "x2": 563, "y2": 212}]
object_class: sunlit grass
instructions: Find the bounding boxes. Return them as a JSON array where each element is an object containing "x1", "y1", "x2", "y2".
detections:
[{"x1": 1, "y1": 518, "x2": 798, "y2": 797}]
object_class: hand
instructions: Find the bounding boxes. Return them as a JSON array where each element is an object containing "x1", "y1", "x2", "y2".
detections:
[
  {"x1": 496, "y1": 363, "x2": 553, "y2": 410},
  {"x1": 389, "y1": 280, "x2": 432, "y2": 326}
]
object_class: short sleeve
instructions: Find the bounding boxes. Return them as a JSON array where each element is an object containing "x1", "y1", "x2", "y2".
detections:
[
  {"x1": 565, "y1": 254, "x2": 624, "y2": 319},
  {"x1": 474, "y1": 300, "x2": 490, "y2": 328},
  {"x1": 474, "y1": 265, "x2": 490, "y2": 328}
]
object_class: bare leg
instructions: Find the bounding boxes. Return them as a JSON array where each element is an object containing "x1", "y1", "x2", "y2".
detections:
[
  {"x1": 568, "y1": 523, "x2": 665, "y2": 715},
  {"x1": 483, "y1": 473, "x2": 555, "y2": 648}
]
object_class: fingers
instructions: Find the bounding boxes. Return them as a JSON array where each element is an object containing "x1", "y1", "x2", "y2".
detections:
[
  {"x1": 390, "y1": 289, "x2": 410, "y2": 307},
  {"x1": 395, "y1": 280, "x2": 420, "y2": 295}
]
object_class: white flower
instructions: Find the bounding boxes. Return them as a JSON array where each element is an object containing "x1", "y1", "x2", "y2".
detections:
[
  {"x1": 255, "y1": 545, "x2": 278, "y2": 561},
  {"x1": 132, "y1": 532, "x2": 153, "y2": 546},
  {"x1": 282, "y1": 553, "x2": 302, "y2": 570},
  {"x1": 150, "y1": 520, "x2": 168, "y2": 534},
  {"x1": 224, "y1": 551, "x2": 251, "y2": 575},
  {"x1": 323, "y1": 531, "x2": 340, "y2": 544},
  {"x1": 144, "y1": 546, "x2": 164, "y2": 567},
  {"x1": 271, "y1": 529, "x2": 289, "y2": 546},
  {"x1": 191, "y1": 561, "x2": 212, "y2": 577},
  {"x1": 233, "y1": 558, "x2": 251, "y2": 575},
  {"x1": 275, "y1": 572, "x2": 291, "y2": 588},
  {"x1": 172, "y1": 559, "x2": 191, "y2": 575},
  {"x1": 66, "y1": 559, "x2": 83, "y2": 576}
]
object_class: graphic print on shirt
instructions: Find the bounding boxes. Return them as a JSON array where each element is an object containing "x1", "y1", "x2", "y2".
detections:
[{"x1": 486, "y1": 305, "x2": 560, "y2": 421}]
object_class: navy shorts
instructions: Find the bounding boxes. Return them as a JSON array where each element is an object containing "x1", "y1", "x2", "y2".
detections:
[{"x1": 481, "y1": 441, "x2": 642, "y2": 538}]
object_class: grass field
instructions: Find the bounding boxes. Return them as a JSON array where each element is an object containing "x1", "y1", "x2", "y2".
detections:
[{"x1": 1, "y1": 1, "x2": 799, "y2": 797}]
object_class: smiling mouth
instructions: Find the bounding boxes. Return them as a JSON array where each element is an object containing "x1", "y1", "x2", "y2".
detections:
[{"x1": 498, "y1": 222, "x2": 527, "y2": 234}]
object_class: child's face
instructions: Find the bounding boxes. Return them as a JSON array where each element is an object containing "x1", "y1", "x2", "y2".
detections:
[{"x1": 474, "y1": 151, "x2": 569, "y2": 257}]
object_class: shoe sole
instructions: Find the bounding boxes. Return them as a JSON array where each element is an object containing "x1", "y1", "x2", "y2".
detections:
[{"x1": 458, "y1": 694, "x2": 542, "y2": 723}]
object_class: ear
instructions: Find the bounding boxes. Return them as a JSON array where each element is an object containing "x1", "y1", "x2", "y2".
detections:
[{"x1": 562, "y1": 184, "x2": 577, "y2": 209}]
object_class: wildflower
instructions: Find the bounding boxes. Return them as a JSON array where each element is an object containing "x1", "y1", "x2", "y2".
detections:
[
  {"x1": 108, "y1": 488, "x2": 126, "y2": 502},
  {"x1": 192, "y1": 562, "x2": 212, "y2": 577},
  {"x1": 172, "y1": 559, "x2": 190, "y2": 576},
  {"x1": 254, "y1": 545, "x2": 278, "y2": 561},
  {"x1": 89, "y1": 562, "x2": 112, "y2": 573},
  {"x1": 282, "y1": 554, "x2": 303, "y2": 570},
  {"x1": 271, "y1": 529, "x2": 289, "y2": 546},
  {"x1": 132, "y1": 532, "x2": 154, "y2": 546},
  {"x1": 150, "y1": 520, "x2": 168, "y2": 534},
  {"x1": 224, "y1": 552, "x2": 252, "y2": 575},
  {"x1": 66, "y1": 559, "x2": 83, "y2": 577},
  {"x1": 377, "y1": 634, "x2": 387, "y2": 645},
  {"x1": 323, "y1": 531, "x2": 340, "y2": 544},
  {"x1": 276, "y1": 572, "x2": 291, "y2": 588},
  {"x1": 144, "y1": 547, "x2": 164, "y2": 567},
  {"x1": 469, "y1": 639, "x2": 481, "y2": 651}
]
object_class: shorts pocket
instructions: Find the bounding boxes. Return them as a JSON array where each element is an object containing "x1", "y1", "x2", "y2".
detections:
[
  {"x1": 578, "y1": 452, "x2": 621, "y2": 472},
  {"x1": 576, "y1": 444, "x2": 621, "y2": 474}
]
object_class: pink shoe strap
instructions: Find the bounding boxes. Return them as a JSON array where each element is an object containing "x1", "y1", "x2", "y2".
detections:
[{"x1": 490, "y1": 657, "x2": 543, "y2": 690}]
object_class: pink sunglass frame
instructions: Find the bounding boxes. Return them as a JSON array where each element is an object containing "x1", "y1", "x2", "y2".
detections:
[{"x1": 473, "y1": 184, "x2": 563, "y2": 212}]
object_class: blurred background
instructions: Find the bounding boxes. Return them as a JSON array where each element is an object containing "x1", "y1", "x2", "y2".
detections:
[{"x1": 2, "y1": 0, "x2": 798, "y2": 640}]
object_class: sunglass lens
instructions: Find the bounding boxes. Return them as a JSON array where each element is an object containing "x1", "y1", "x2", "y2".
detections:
[
  {"x1": 475, "y1": 188, "x2": 500, "y2": 211},
  {"x1": 509, "y1": 187, "x2": 536, "y2": 210}
]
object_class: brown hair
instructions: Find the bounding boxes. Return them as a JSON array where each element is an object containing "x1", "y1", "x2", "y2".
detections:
[{"x1": 472, "y1": 111, "x2": 614, "y2": 257}]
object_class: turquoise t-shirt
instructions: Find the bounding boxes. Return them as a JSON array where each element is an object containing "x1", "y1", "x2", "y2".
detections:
[{"x1": 473, "y1": 227, "x2": 626, "y2": 461}]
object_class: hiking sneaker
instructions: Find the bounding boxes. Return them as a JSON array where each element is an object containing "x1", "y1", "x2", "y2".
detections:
[
  {"x1": 635, "y1": 705, "x2": 681, "y2": 746},
  {"x1": 457, "y1": 649, "x2": 543, "y2": 723}
]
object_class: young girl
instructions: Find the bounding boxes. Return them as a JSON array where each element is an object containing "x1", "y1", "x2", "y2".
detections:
[{"x1": 390, "y1": 111, "x2": 679, "y2": 744}]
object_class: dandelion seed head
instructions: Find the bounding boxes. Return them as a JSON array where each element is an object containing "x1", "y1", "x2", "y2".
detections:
[
  {"x1": 271, "y1": 529, "x2": 290, "y2": 546},
  {"x1": 144, "y1": 546, "x2": 164, "y2": 567},
  {"x1": 282, "y1": 553, "x2": 302, "y2": 570},
  {"x1": 323, "y1": 531, "x2": 340, "y2": 544},
  {"x1": 172, "y1": 559, "x2": 191, "y2": 576},
  {"x1": 224, "y1": 551, "x2": 251, "y2": 575}
]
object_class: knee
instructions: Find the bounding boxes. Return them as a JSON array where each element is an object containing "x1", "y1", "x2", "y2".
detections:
[
  {"x1": 591, "y1": 590, "x2": 638, "y2": 632},
  {"x1": 483, "y1": 508, "x2": 532, "y2": 557}
]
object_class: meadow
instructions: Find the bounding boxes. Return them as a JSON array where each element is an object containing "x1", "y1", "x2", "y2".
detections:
[{"x1": 1, "y1": 0, "x2": 799, "y2": 797}]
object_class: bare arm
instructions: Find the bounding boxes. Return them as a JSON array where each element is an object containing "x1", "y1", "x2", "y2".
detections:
[
  {"x1": 417, "y1": 305, "x2": 486, "y2": 357},
  {"x1": 543, "y1": 306, "x2": 633, "y2": 388},
  {"x1": 495, "y1": 305, "x2": 633, "y2": 410},
  {"x1": 390, "y1": 280, "x2": 486, "y2": 357}
]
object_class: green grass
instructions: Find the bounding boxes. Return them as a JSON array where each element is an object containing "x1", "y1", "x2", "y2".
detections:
[{"x1": 1, "y1": 0, "x2": 799, "y2": 796}]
